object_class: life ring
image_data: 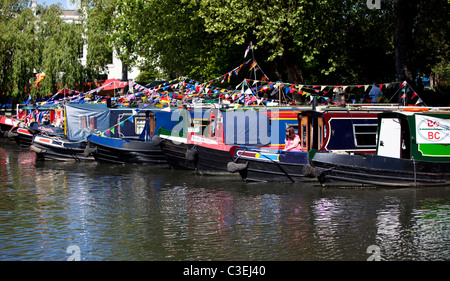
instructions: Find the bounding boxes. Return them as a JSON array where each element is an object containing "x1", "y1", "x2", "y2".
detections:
[{"x1": 403, "y1": 107, "x2": 429, "y2": 112}]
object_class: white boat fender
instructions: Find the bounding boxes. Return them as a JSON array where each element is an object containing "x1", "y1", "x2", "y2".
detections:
[{"x1": 227, "y1": 161, "x2": 248, "y2": 173}]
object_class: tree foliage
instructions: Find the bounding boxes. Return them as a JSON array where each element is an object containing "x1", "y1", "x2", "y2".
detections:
[
  {"x1": 1, "y1": 0, "x2": 448, "y2": 104},
  {"x1": 0, "y1": 1, "x2": 89, "y2": 103}
]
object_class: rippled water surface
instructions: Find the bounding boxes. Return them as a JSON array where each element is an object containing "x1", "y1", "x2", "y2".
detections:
[{"x1": 0, "y1": 139, "x2": 449, "y2": 261}]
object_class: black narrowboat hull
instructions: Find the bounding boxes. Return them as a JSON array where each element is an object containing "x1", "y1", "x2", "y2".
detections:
[
  {"x1": 86, "y1": 139, "x2": 166, "y2": 164},
  {"x1": 229, "y1": 147, "x2": 315, "y2": 183},
  {"x1": 159, "y1": 138, "x2": 196, "y2": 170},
  {"x1": 1, "y1": 124, "x2": 13, "y2": 137},
  {"x1": 193, "y1": 144, "x2": 236, "y2": 175},
  {"x1": 30, "y1": 135, "x2": 92, "y2": 161},
  {"x1": 311, "y1": 152, "x2": 450, "y2": 187}
]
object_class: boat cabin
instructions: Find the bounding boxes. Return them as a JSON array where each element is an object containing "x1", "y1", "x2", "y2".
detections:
[
  {"x1": 376, "y1": 111, "x2": 450, "y2": 162},
  {"x1": 183, "y1": 107, "x2": 304, "y2": 149},
  {"x1": 298, "y1": 109, "x2": 380, "y2": 153}
]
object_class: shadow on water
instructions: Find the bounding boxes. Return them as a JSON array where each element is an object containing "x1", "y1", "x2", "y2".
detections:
[{"x1": 0, "y1": 138, "x2": 449, "y2": 261}]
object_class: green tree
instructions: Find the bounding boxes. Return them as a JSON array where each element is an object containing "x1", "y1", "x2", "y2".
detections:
[
  {"x1": 0, "y1": 2, "x2": 90, "y2": 103},
  {"x1": 136, "y1": 0, "x2": 243, "y2": 81},
  {"x1": 193, "y1": 0, "x2": 395, "y2": 84},
  {"x1": 1, "y1": 4, "x2": 39, "y2": 99},
  {"x1": 82, "y1": 0, "x2": 145, "y2": 81},
  {"x1": 79, "y1": 0, "x2": 448, "y2": 95},
  {"x1": 36, "y1": 5, "x2": 87, "y2": 96}
]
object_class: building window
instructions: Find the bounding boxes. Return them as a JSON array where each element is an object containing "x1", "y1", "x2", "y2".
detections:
[{"x1": 78, "y1": 44, "x2": 84, "y2": 59}]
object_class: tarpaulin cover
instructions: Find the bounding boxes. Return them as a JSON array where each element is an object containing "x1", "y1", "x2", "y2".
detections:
[
  {"x1": 223, "y1": 110, "x2": 271, "y2": 146},
  {"x1": 66, "y1": 104, "x2": 110, "y2": 141},
  {"x1": 29, "y1": 122, "x2": 64, "y2": 136}
]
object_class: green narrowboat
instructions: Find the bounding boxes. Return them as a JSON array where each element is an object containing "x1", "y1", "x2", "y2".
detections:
[{"x1": 311, "y1": 110, "x2": 450, "y2": 187}]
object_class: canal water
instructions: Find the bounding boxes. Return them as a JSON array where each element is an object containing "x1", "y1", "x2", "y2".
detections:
[{"x1": 0, "y1": 138, "x2": 449, "y2": 261}]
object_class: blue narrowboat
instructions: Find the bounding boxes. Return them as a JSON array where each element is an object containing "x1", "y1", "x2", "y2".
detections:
[
  {"x1": 84, "y1": 109, "x2": 176, "y2": 164},
  {"x1": 228, "y1": 109, "x2": 381, "y2": 182}
]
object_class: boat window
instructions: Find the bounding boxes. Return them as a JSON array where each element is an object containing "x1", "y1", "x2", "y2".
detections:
[
  {"x1": 353, "y1": 124, "x2": 378, "y2": 147},
  {"x1": 79, "y1": 116, "x2": 97, "y2": 131},
  {"x1": 302, "y1": 124, "x2": 307, "y2": 149},
  {"x1": 286, "y1": 123, "x2": 298, "y2": 134},
  {"x1": 135, "y1": 117, "x2": 146, "y2": 134}
]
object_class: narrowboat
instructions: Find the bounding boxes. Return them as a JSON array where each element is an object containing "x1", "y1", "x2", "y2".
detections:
[
  {"x1": 9, "y1": 122, "x2": 65, "y2": 147},
  {"x1": 8, "y1": 105, "x2": 65, "y2": 147},
  {"x1": 8, "y1": 126, "x2": 34, "y2": 147},
  {"x1": 156, "y1": 107, "x2": 202, "y2": 170},
  {"x1": 0, "y1": 116, "x2": 20, "y2": 137},
  {"x1": 188, "y1": 108, "x2": 301, "y2": 175},
  {"x1": 84, "y1": 109, "x2": 174, "y2": 164},
  {"x1": 311, "y1": 110, "x2": 450, "y2": 187},
  {"x1": 228, "y1": 109, "x2": 381, "y2": 182},
  {"x1": 157, "y1": 106, "x2": 305, "y2": 174},
  {"x1": 30, "y1": 104, "x2": 110, "y2": 160},
  {"x1": 31, "y1": 134, "x2": 93, "y2": 161}
]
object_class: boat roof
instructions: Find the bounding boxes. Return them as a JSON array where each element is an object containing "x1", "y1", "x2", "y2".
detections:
[{"x1": 380, "y1": 109, "x2": 450, "y2": 118}]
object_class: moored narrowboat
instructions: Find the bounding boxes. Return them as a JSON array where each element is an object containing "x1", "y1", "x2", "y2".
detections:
[
  {"x1": 30, "y1": 104, "x2": 109, "y2": 160},
  {"x1": 311, "y1": 110, "x2": 450, "y2": 187},
  {"x1": 158, "y1": 106, "x2": 305, "y2": 174},
  {"x1": 85, "y1": 109, "x2": 173, "y2": 164},
  {"x1": 0, "y1": 116, "x2": 20, "y2": 137},
  {"x1": 30, "y1": 134, "x2": 93, "y2": 161},
  {"x1": 228, "y1": 109, "x2": 381, "y2": 182}
]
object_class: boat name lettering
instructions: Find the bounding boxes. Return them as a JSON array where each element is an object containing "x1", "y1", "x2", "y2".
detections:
[
  {"x1": 416, "y1": 115, "x2": 450, "y2": 144},
  {"x1": 191, "y1": 134, "x2": 218, "y2": 145},
  {"x1": 38, "y1": 126, "x2": 56, "y2": 133}
]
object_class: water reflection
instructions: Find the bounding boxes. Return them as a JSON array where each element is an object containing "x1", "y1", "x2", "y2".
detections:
[{"x1": 0, "y1": 139, "x2": 449, "y2": 261}]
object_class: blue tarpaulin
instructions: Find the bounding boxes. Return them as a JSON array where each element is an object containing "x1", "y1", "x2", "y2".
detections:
[{"x1": 65, "y1": 104, "x2": 110, "y2": 141}]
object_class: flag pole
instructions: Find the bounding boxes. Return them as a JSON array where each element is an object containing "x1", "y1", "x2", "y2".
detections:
[{"x1": 250, "y1": 42, "x2": 257, "y2": 82}]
